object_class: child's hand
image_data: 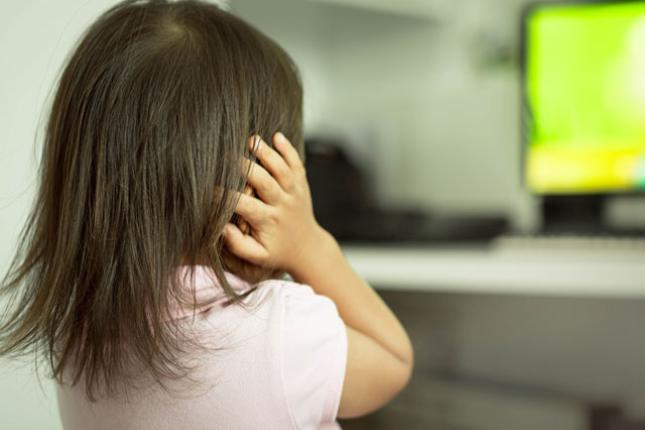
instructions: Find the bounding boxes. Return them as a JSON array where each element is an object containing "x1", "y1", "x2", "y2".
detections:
[
  {"x1": 222, "y1": 132, "x2": 330, "y2": 275},
  {"x1": 224, "y1": 135, "x2": 414, "y2": 418}
]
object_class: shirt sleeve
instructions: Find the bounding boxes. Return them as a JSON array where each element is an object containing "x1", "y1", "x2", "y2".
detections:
[{"x1": 279, "y1": 282, "x2": 348, "y2": 429}]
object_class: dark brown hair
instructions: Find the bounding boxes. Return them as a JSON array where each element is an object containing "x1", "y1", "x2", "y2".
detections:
[{"x1": 0, "y1": 0, "x2": 303, "y2": 400}]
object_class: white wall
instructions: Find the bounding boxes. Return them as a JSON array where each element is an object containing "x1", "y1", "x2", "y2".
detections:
[
  {"x1": 232, "y1": 0, "x2": 542, "y2": 231},
  {"x1": 233, "y1": 0, "x2": 645, "y2": 230},
  {"x1": 318, "y1": 2, "x2": 526, "y2": 214}
]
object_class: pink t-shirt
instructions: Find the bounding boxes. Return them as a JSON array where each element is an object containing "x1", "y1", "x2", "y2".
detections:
[{"x1": 56, "y1": 265, "x2": 348, "y2": 430}]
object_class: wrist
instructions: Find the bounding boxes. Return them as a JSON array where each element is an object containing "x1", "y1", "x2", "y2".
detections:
[{"x1": 287, "y1": 224, "x2": 339, "y2": 282}]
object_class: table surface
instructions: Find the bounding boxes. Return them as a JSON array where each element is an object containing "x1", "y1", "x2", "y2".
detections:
[{"x1": 341, "y1": 240, "x2": 645, "y2": 298}]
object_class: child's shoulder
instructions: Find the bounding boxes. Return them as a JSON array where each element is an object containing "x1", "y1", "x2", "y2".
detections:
[
  {"x1": 252, "y1": 277, "x2": 339, "y2": 317},
  {"x1": 252, "y1": 276, "x2": 346, "y2": 365},
  {"x1": 253, "y1": 276, "x2": 315, "y2": 298},
  {"x1": 249, "y1": 278, "x2": 347, "y2": 427},
  {"x1": 223, "y1": 275, "x2": 345, "y2": 356},
  {"x1": 189, "y1": 272, "x2": 347, "y2": 427}
]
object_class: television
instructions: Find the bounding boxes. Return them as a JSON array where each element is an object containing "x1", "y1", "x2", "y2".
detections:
[{"x1": 522, "y1": 0, "x2": 645, "y2": 196}]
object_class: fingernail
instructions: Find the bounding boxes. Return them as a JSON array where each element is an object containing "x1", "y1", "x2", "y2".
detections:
[{"x1": 275, "y1": 132, "x2": 286, "y2": 143}]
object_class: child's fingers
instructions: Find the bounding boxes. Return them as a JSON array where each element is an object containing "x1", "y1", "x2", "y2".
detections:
[
  {"x1": 273, "y1": 132, "x2": 304, "y2": 172},
  {"x1": 243, "y1": 158, "x2": 282, "y2": 204},
  {"x1": 233, "y1": 192, "x2": 270, "y2": 226},
  {"x1": 249, "y1": 136, "x2": 293, "y2": 191},
  {"x1": 222, "y1": 223, "x2": 269, "y2": 264}
]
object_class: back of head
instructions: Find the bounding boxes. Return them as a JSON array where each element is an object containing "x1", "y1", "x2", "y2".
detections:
[{"x1": 0, "y1": 0, "x2": 303, "y2": 400}]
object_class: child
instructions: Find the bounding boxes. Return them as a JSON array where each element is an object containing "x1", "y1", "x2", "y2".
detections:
[{"x1": 0, "y1": 1, "x2": 413, "y2": 428}]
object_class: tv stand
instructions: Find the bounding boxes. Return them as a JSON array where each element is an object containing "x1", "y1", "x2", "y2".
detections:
[{"x1": 540, "y1": 195, "x2": 609, "y2": 234}]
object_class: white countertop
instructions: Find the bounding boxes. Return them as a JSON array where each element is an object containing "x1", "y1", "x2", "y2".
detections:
[{"x1": 341, "y1": 241, "x2": 645, "y2": 298}]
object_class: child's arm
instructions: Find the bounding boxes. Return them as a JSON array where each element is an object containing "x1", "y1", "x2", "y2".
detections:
[
  {"x1": 222, "y1": 132, "x2": 414, "y2": 418},
  {"x1": 290, "y1": 229, "x2": 415, "y2": 418}
]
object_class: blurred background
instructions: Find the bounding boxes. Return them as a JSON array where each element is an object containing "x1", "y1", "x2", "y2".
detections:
[{"x1": 1, "y1": 0, "x2": 645, "y2": 429}]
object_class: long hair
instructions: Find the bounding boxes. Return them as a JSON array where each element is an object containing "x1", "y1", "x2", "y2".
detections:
[{"x1": 0, "y1": 0, "x2": 303, "y2": 401}]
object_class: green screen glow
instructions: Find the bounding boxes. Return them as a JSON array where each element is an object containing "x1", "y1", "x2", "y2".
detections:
[{"x1": 526, "y1": 1, "x2": 645, "y2": 193}]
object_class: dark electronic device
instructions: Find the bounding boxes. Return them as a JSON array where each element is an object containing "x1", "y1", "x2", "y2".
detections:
[{"x1": 305, "y1": 138, "x2": 508, "y2": 244}]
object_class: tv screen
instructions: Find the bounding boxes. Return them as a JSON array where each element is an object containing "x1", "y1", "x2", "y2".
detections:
[{"x1": 524, "y1": 1, "x2": 645, "y2": 194}]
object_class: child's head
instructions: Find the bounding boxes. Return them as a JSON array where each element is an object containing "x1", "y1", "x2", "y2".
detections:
[{"x1": 0, "y1": 0, "x2": 302, "y2": 399}]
